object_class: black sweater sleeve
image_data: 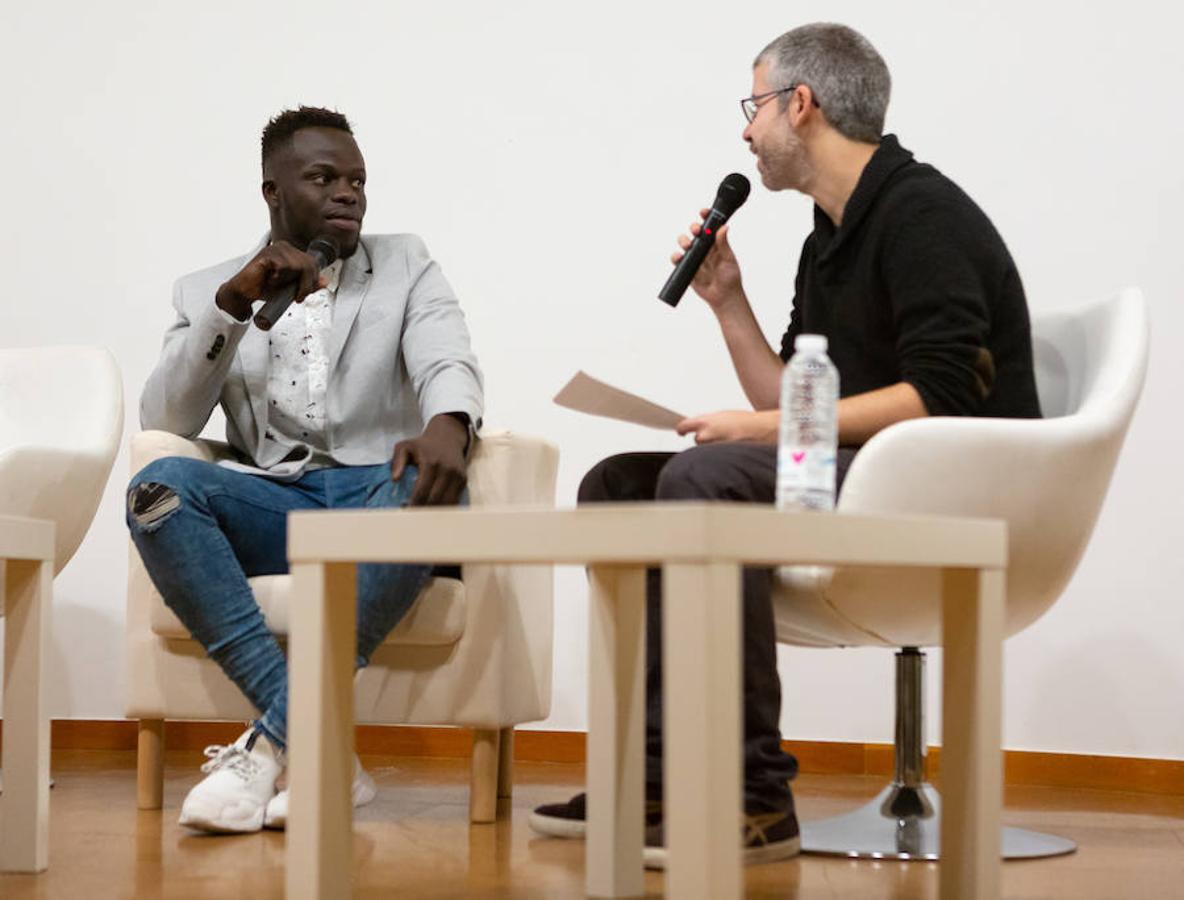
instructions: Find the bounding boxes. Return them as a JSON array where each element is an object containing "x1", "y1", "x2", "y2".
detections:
[{"x1": 881, "y1": 204, "x2": 996, "y2": 416}]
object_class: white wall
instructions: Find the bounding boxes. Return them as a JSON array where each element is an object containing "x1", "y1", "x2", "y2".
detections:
[{"x1": 3, "y1": 1, "x2": 1181, "y2": 760}]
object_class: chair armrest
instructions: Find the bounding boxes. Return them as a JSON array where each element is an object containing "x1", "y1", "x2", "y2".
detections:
[
  {"x1": 467, "y1": 429, "x2": 560, "y2": 507},
  {"x1": 452, "y1": 428, "x2": 560, "y2": 724},
  {"x1": 130, "y1": 430, "x2": 235, "y2": 473},
  {"x1": 838, "y1": 414, "x2": 1112, "y2": 526}
]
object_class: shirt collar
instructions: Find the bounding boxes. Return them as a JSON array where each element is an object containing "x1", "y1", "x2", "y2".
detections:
[{"x1": 813, "y1": 133, "x2": 915, "y2": 262}]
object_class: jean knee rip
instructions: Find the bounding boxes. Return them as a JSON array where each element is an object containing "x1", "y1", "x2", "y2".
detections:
[{"x1": 128, "y1": 482, "x2": 181, "y2": 531}]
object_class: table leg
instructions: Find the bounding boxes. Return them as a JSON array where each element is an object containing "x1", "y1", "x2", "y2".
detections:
[
  {"x1": 586, "y1": 565, "x2": 646, "y2": 898},
  {"x1": 286, "y1": 561, "x2": 357, "y2": 900},
  {"x1": 1, "y1": 557, "x2": 52, "y2": 873},
  {"x1": 662, "y1": 562, "x2": 742, "y2": 900},
  {"x1": 940, "y1": 567, "x2": 1004, "y2": 900}
]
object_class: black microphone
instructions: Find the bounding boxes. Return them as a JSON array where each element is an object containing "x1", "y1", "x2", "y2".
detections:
[
  {"x1": 659, "y1": 173, "x2": 751, "y2": 307},
  {"x1": 253, "y1": 237, "x2": 341, "y2": 331}
]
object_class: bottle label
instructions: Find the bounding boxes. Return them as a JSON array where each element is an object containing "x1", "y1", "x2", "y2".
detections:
[{"x1": 777, "y1": 446, "x2": 836, "y2": 490}]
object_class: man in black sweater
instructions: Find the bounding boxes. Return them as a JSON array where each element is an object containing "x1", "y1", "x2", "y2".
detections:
[{"x1": 530, "y1": 23, "x2": 1040, "y2": 866}]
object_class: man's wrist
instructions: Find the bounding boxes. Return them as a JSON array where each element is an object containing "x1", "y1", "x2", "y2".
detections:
[
  {"x1": 215, "y1": 284, "x2": 252, "y2": 322},
  {"x1": 431, "y1": 412, "x2": 476, "y2": 456},
  {"x1": 712, "y1": 287, "x2": 751, "y2": 321},
  {"x1": 440, "y1": 412, "x2": 475, "y2": 459},
  {"x1": 756, "y1": 409, "x2": 779, "y2": 443}
]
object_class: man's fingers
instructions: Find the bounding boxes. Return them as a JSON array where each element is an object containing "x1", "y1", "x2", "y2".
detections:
[
  {"x1": 409, "y1": 461, "x2": 439, "y2": 505},
  {"x1": 677, "y1": 234, "x2": 693, "y2": 250},
  {"x1": 688, "y1": 420, "x2": 717, "y2": 443},
  {"x1": 390, "y1": 443, "x2": 412, "y2": 481},
  {"x1": 426, "y1": 469, "x2": 463, "y2": 506},
  {"x1": 675, "y1": 417, "x2": 701, "y2": 436},
  {"x1": 260, "y1": 256, "x2": 286, "y2": 291},
  {"x1": 294, "y1": 265, "x2": 319, "y2": 304},
  {"x1": 250, "y1": 242, "x2": 326, "y2": 305},
  {"x1": 296, "y1": 274, "x2": 329, "y2": 303},
  {"x1": 424, "y1": 469, "x2": 450, "y2": 506}
]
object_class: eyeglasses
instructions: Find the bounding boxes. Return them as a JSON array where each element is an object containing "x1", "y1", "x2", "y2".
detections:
[{"x1": 740, "y1": 84, "x2": 820, "y2": 123}]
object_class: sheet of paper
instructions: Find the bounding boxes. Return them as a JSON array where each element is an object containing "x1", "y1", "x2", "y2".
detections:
[{"x1": 553, "y1": 371, "x2": 685, "y2": 431}]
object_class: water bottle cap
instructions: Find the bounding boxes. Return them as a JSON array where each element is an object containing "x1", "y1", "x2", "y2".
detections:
[{"x1": 794, "y1": 334, "x2": 828, "y2": 354}]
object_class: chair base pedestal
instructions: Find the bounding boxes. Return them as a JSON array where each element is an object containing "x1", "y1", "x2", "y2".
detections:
[{"x1": 801, "y1": 783, "x2": 1077, "y2": 860}]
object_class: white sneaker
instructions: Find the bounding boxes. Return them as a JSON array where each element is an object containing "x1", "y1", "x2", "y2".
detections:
[
  {"x1": 178, "y1": 729, "x2": 284, "y2": 834},
  {"x1": 263, "y1": 755, "x2": 377, "y2": 830}
]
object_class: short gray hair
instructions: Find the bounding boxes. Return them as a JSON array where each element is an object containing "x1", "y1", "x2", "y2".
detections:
[{"x1": 756, "y1": 23, "x2": 891, "y2": 143}]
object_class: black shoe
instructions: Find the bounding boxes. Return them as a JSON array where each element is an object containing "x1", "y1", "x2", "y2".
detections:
[
  {"x1": 528, "y1": 792, "x2": 665, "y2": 839},
  {"x1": 642, "y1": 807, "x2": 801, "y2": 870}
]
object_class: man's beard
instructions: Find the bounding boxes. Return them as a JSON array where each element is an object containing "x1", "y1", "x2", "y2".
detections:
[{"x1": 756, "y1": 127, "x2": 812, "y2": 192}]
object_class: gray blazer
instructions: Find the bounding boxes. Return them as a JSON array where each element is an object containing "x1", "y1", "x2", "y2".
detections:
[{"x1": 141, "y1": 233, "x2": 484, "y2": 478}]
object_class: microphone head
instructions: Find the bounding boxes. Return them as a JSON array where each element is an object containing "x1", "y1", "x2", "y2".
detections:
[
  {"x1": 713, "y1": 173, "x2": 751, "y2": 217},
  {"x1": 307, "y1": 236, "x2": 341, "y2": 267}
]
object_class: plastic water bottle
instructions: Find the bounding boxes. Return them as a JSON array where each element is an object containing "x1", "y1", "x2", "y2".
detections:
[{"x1": 777, "y1": 334, "x2": 839, "y2": 512}]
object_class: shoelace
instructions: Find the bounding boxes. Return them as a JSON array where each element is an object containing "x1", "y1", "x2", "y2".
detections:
[
  {"x1": 199, "y1": 744, "x2": 263, "y2": 781},
  {"x1": 742, "y1": 811, "x2": 786, "y2": 846}
]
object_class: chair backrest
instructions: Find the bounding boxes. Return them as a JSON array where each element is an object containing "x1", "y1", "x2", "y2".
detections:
[
  {"x1": 829, "y1": 289, "x2": 1149, "y2": 640},
  {"x1": 1031, "y1": 289, "x2": 1148, "y2": 424},
  {"x1": 0, "y1": 346, "x2": 124, "y2": 573}
]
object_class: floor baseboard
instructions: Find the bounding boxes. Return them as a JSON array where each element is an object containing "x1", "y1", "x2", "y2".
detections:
[{"x1": 3, "y1": 719, "x2": 1178, "y2": 796}]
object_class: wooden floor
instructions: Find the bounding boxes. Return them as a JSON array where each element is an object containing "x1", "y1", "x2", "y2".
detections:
[{"x1": 1, "y1": 750, "x2": 1181, "y2": 898}]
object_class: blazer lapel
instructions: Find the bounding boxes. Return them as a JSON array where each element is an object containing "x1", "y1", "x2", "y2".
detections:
[{"x1": 326, "y1": 239, "x2": 372, "y2": 376}]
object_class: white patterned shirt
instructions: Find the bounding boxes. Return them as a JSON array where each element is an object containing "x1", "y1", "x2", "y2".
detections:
[{"x1": 256, "y1": 259, "x2": 343, "y2": 460}]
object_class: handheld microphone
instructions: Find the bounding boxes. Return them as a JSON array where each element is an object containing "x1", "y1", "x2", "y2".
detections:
[
  {"x1": 253, "y1": 237, "x2": 340, "y2": 331},
  {"x1": 658, "y1": 173, "x2": 751, "y2": 307}
]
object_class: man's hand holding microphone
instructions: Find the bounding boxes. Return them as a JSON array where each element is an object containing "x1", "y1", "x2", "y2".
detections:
[
  {"x1": 214, "y1": 238, "x2": 338, "y2": 328},
  {"x1": 661, "y1": 173, "x2": 784, "y2": 445}
]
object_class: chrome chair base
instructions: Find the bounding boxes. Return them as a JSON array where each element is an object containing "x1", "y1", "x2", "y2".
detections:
[{"x1": 801, "y1": 783, "x2": 1077, "y2": 860}]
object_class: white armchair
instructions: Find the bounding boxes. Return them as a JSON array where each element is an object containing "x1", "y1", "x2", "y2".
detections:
[
  {"x1": 126, "y1": 429, "x2": 558, "y2": 822},
  {"x1": 774, "y1": 289, "x2": 1150, "y2": 859},
  {"x1": 0, "y1": 346, "x2": 125, "y2": 576},
  {"x1": 0, "y1": 345, "x2": 124, "y2": 871}
]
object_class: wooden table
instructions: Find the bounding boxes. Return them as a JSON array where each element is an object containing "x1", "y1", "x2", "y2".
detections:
[
  {"x1": 284, "y1": 503, "x2": 1007, "y2": 899},
  {"x1": 0, "y1": 514, "x2": 54, "y2": 873}
]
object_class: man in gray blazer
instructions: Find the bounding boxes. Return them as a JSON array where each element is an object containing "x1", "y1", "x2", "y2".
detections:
[{"x1": 127, "y1": 106, "x2": 483, "y2": 834}]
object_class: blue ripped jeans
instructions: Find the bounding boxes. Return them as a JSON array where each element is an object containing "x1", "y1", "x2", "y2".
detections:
[{"x1": 126, "y1": 457, "x2": 447, "y2": 751}]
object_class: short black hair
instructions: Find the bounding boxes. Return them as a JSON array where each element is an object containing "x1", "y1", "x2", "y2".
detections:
[{"x1": 261, "y1": 106, "x2": 353, "y2": 170}]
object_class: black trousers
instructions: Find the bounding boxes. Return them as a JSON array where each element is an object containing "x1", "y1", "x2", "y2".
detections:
[{"x1": 578, "y1": 441, "x2": 857, "y2": 814}]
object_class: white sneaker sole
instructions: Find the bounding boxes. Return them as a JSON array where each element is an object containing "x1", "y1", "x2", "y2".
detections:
[
  {"x1": 642, "y1": 835, "x2": 801, "y2": 870},
  {"x1": 263, "y1": 768, "x2": 379, "y2": 830},
  {"x1": 352, "y1": 767, "x2": 377, "y2": 807},
  {"x1": 179, "y1": 797, "x2": 266, "y2": 834},
  {"x1": 527, "y1": 812, "x2": 587, "y2": 839}
]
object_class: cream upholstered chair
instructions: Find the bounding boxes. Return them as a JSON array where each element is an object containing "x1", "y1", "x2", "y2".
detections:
[
  {"x1": 0, "y1": 346, "x2": 123, "y2": 870},
  {"x1": 126, "y1": 429, "x2": 557, "y2": 823},
  {"x1": 0, "y1": 346, "x2": 124, "y2": 576},
  {"x1": 774, "y1": 289, "x2": 1149, "y2": 859}
]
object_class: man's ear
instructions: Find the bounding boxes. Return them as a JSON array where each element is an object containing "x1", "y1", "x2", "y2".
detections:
[
  {"x1": 788, "y1": 84, "x2": 819, "y2": 127},
  {"x1": 262, "y1": 179, "x2": 279, "y2": 210}
]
